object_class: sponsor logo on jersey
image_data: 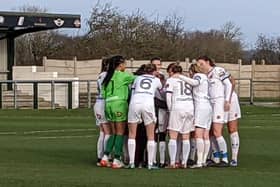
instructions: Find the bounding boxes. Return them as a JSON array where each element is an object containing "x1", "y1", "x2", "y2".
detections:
[
  {"x1": 0, "y1": 16, "x2": 4, "y2": 24},
  {"x1": 54, "y1": 18, "x2": 64, "y2": 27}
]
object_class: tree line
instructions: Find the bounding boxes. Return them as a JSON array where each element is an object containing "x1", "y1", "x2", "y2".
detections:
[{"x1": 14, "y1": 3, "x2": 280, "y2": 66}]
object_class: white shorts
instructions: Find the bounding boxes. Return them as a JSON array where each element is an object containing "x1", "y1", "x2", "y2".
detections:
[
  {"x1": 93, "y1": 99, "x2": 108, "y2": 126},
  {"x1": 128, "y1": 102, "x2": 157, "y2": 125},
  {"x1": 168, "y1": 109, "x2": 194, "y2": 134},
  {"x1": 158, "y1": 108, "x2": 168, "y2": 132},
  {"x1": 211, "y1": 98, "x2": 225, "y2": 124},
  {"x1": 224, "y1": 93, "x2": 241, "y2": 123},
  {"x1": 194, "y1": 103, "x2": 212, "y2": 130}
]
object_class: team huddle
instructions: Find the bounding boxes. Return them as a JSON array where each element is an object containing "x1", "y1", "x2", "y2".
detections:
[{"x1": 94, "y1": 55, "x2": 241, "y2": 170}]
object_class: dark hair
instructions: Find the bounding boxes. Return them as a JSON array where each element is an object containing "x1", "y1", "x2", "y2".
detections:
[
  {"x1": 100, "y1": 57, "x2": 109, "y2": 73},
  {"x1": 144, "y1": 63, "x2": 157, "y2": 74},
  {"x1": 150, "y1": 57, "x2": 161, "y2": 64},
  {"x1": 134, "y1": 64, "x2": 146, "y2": 75},
  {"x1": 197, "y1": 55, "x2": 215, "y2": 67},
  {"x1": 102, "y1": 55, "x2": 125, "y2": 87},
  {"x1": 167, "y1": 63, "x2": 182, "y2": 73}
]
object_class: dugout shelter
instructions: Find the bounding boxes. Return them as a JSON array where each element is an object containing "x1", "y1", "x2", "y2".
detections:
[{"x1": 0, "y1": 11, "x2": 81, "y2": 88}]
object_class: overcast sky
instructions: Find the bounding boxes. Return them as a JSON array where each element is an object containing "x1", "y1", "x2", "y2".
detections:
[{"x1": 1, "y1": 0, "x2": 280, "y2": 49}]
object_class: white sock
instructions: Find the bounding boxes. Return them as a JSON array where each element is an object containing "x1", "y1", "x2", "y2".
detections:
[
  {"x1": 153, "y1": 142, "x2": 157, "y2": 164},
  {"x1": 176, "y1": 138, "x2": 182, "y2": 163},
  {"x1": 168, "y1": 139, "x2": 177, "y2": 165},
  {"x1": 210, "y1": 136, "x2": 220, "y2": 163},
  {"x1": 189, "y1": 138, "x2": 196, "y2": 161},
  {"x1": 182, "y1": 140, "x2": 190, "y2": 165},
  {"x1": 216, "y1": 136, "x2": 228, "y2": 163},
  {"x1": 230, "y1": 132, "x2": 240, "y2": 161},
  {"x1": 196, "y1": 138, "x2": 204, "y2": 165},
  {"x1": 103, "y1": 134, "x2": 110, "y2": 151},
  {"x1": 128, "y1": 139, "x2": 136, "y2": 164},
  {"x1": 203, "y1": 139, "x2": 210, "y2": 163},
  {"x1": 147, "y1": 140, "x2": 155, "y2": 166},
  {"x1": 97, "y1": 131, "x2": 104, "y2": 159},
  {"x1": 159, "y1": 141, "x2": 166, "y2": 164}
]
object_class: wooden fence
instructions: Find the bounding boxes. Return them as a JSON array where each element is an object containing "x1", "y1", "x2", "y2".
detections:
[{"x1": 42, "y1": 57, "x2": 280, "y2": 99}]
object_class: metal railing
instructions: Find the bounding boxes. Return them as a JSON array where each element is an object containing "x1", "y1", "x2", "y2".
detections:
[
  {"x1": 0, "y1": 80, "x2": 96, "y2": 109},
  {"x1": 0, "y1": 78, "x2": 279, "y2": 109}
]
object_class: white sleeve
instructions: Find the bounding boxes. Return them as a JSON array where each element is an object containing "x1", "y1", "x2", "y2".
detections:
[
  {"x1": 223, "y1": 78, "x2": 233, "y2": 102},
  {"x1": 178, "y1": 75, "x2": 200, "y2": 86},
  {"x1": 164, "y1": 79, "x2": 173, "y2": 110}
]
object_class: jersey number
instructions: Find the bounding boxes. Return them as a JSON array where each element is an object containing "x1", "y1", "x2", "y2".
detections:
[
  {"x1": 140, "y1": 78, "x2": 152, "y2": 90},
  {"x1": 178, "y1": 81, "x2": 192, "y2": 95}
]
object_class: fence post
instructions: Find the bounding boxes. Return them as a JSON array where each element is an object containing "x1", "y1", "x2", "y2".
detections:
[
  {"x1": 250, "y1": 60, "x2": 256, "y2": 104},
  {"x1": 185, "y1": 57, "x2": 190, "y2": 71},
  {"x1": 87, "y1": 80, "x2": 91, "y2": 108},
  {"x1": 43, "y1": 56, "x2": 47, "y2": 72},
  {"x1": 51, "y1": 81, "x2": 55, "y2": 109},
  {"x1": 130, "y1": 58, "x2": 134, "y2": 73},
  {"x1": 261, "y1": 59, "x2": 265, "y2": 65},
  {"x1": 68, "y1": 82, "x2": 72, "y2": 109},
  {"x1": 238, "y1": 59, "x2": 242, "y2": 97},
  {"x1": 73, "y1": 56, "x2": 77, "y2": 77},
  {"x1": 14, "y1": 82, "x2": 17, "y2": 109},
  {"x1": 33, "y1": 82, "x2": 38, "y2": 109},
  {"x1": 0, "y1": 83, "x2": 2, "y2": 109}
]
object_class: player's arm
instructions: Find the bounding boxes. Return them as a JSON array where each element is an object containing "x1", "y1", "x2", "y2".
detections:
[
  {"x1": 123, "y1": 72, "x2": 136, "y2": 85},
  {"x1": 177, "y1": 75, "x2": 200, "y2": 87},
  {"x1": 164, "y1": 80, "x2": 173, "y2": 111},
  {"x1": 218, "y1": 67, "x2": 232, "y2": 111}
]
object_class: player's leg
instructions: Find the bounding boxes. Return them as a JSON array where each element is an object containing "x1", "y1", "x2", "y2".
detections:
[
  {"x1": 168, "y1": 130, "x2": 178, "y2": 168},
  {"x1": 96, "y1": 126, "x2": 105, "y2": 166},
  {"x1": 212, "y1": 100, "x2": 228, "y2": 166},
  {"x1": 145, "y1": 122, "x2": 157, "y2": 169},
  {"x1": 202, "y1": 129, "x2": 210, "y2": 166},
  {"x1": 227, "y1": 119, "x2": 239, "y2": 166},
  {"x1": 227, "y1": 95, "x2": 241, "y2": 166},
  {"x1": 188, "y1": 131, "x2": 196, "y2": 166},
  {"x1": 127, "y1": 122, "x2": 138, "y2": 168},
  {"x1": 193, "y1": 127, "x2": 204, "y2": 168},
  {"x1": 181, "y1": 133, "x2": 190, "y2": 168}
]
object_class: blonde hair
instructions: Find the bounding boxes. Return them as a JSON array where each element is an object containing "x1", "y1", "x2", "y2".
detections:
[{"x1": 189, "y1": 63, "x2": 201, "y2": 74}]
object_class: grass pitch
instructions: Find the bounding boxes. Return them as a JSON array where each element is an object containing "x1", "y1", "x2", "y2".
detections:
[{"x1": 0, "y1": 106, "x2": 279, "y2": 187}]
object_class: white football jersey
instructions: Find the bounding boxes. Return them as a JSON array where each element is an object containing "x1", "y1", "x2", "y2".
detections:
[
  {"x1": 96, "y1": 72, "x2": 107, "y2": 99},
  {"x1": 207, "y1": 67, "x2": 230, "y2": 99},
  {"x1": 192, "y1": 73, "x2": 210, "y2": 103},
  {"x1": 165, "y1": 77, "x2": 193, "y2": 110},
  {"x1": 130, "y1": 74, "x2": 162, "y2": 103}
]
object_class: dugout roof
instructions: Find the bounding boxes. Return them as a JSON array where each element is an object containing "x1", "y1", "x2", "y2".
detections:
[{"x1": 0, "y1": 11, "x2": 81, "y2": 84}]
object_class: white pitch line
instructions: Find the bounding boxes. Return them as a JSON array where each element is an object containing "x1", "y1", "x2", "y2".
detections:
[
  {"x1": 0, "y1": 128, "x2": 96, "y2": 135},
  {"x1": 0, "y1": 132, "x2": 17, "y2": 135},
  {"x1": 23, "y1": 128, "x2": 96, "y2": 134},
  {"x1": 31, "y1": 135, "x2": 95, "y2": 139}
]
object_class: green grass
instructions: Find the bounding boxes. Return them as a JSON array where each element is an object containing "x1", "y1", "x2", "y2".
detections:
[{"x1": 0, "y1": 106, "x2": 280, "y2": 187}]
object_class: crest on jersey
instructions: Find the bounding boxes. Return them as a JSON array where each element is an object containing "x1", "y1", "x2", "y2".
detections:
[
  {"x1": 116, "y1": 112, "x2": 123, "y2": 117},
  {"x1": 96, "y1": 114, "x2": 101, "y2": 119},
  {"x1": 216, "y1": 115, "x2": 221, "y2": 119}
]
